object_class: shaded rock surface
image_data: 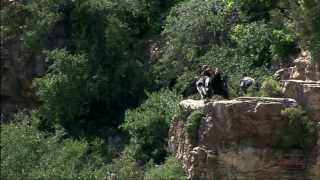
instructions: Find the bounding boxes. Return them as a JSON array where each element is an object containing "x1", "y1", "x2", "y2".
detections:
[
  {"x1": 282, "y1": 80, "x2": 320, "y2": 122},
  {"x1": 1, "y1": 40, "x2": 44, "y2": 120},
  {"x1": 1, "y1": 3, "x2": 71, "y2": 120},
  {"x1": 169, "y1": 97, "x2": 318, "y2": 180}
]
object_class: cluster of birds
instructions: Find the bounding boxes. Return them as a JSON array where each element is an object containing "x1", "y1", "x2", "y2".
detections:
[{"x1": 194, "y1": 65, "x2": 255, "y2": 100}]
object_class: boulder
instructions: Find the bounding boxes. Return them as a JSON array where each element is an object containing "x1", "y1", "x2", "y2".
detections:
[{"x1": 168, "y1": 97, "x2": 319, "y2": 180}]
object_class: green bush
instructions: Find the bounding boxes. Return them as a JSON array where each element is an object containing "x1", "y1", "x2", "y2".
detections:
[
  {"x1": 33, "y1": 49, "x2": 90, "y2": 127},
  {"x1": 278, "y1": 107, "x2": 316, "y2": 151},
  {"x1": 144, "y1": 156, "x2": 187, "y2": 180},
  {"x1": 122, "y1": 90, "x2": 182, "y2": 164},
  {"x1": 186, "y1": 110, "x2": 203, "y2": 143},
  {"x1": 260, "y1": 77, "x2": 283, "y2": 97},
  {"x1": 231, "y1": 21, "x2": 272, "y2": 68},
  {"x1": 105, "y1": 156, "x2": 143, "y2": 180},
  {"x1": 33, "y1": 49, "x2": 102, "y2": 136},
  {"x1": 1, "y1": 112, "x2": 109, "y2": 179}
]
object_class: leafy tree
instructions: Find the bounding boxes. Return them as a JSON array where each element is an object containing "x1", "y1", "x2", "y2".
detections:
[
  {"x1": 234, "y1": 0, "x2": 278, "y2": 22},
  {"x1": 151, "y1": 0, "x2": 300, "y2": 94},
  {"x1": 1, "y1": 112, "x2": 109, "y2": 179},
  {"x1": 33, "y1": 49, "x2": 92, "y2": 135},
  {"x1": 122, "y1": 90, "x2": 182, "y2": 164},
  {"x1": 124, "y1": 0, "x2": 182, "y2": 35},
  {"x1": 286, "y1": 0, "x2": 320, "y2": 62},
  {"x1": 30, "y1": 0, "x2": 149, "y2": 137},
  {"x1": 151, "y1": 0, "x2": 239, "y2": 90}
]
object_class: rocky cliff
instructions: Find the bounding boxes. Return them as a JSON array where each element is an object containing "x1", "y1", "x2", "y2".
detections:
[
  {"x1": 169, "y1": 96, "x2": 319, "y2": 180},
  {"x1": 1, "y1": 38, "x2": 46, "y2": 120},
  {"x1": 282, "y1": 80, "x2": 320, "y2": 122}
]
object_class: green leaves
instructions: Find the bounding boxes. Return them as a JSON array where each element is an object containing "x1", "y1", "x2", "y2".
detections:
[
  {"x1": 33, "y1": 49, "x2": 89, "y2": 128},
  {"x1": 144, "y1": 156, "x2": 187, "y2": 180},
  {"x1": 287, "y1": 0, "x2": 320, "y2": 62},
  {"x1": 123, "y1": 90, "x2": 182, "y2": 163},
  {"x1": 1, "y1": 112, "x2": 109, "y2": 180},
  {"x1": 260, "y1": 77, "x2": 283, "y2": 97},
  {"x1": 278, "y1": 107, "x2": 316, "y2": 151}
]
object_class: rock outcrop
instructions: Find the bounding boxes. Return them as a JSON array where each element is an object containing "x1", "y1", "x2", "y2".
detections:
[
  {"x1": 282, "y1": 80, "x2": 320, "y2": 122},
  {"x1": 293, "y1": 51, "x2": 320, "y2": 81},
  {"x1": 169, "y1": 97, "x2": 319, "y2": 180},
  {"x1": 1, "y1": 40, "x2": 45, "y2": 120},
  {"x1": 274, "y1": 51, "x2": 320, "y2": 81}
]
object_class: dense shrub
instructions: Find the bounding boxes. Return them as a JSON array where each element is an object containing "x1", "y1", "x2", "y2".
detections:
[
  {"x1": 3, "y1": 0, "x2": 319, "y2": 178},
  {"x1": 278, "y1": 107, "x2": 316, "y2": 151},
  {"x1": 144, "y1": 156, "x2": 187, "y2": 180},
  {"x1": 23, "y1": 0, "x2": 149, "y2": 137},
  {"x1": 151, "y1": 0, "x2": 300, "y2": 94},
  {"x1": 231, "y1": 21, "x2": 272, "y2": 68},
  {"x1": 260, "y1": 77, "x2": 283, "y2": 97},
  {"x1": 105, "y1": 156, "x2": 144, "y2": 180},
  {"x1": 33, "y1": 49, "x2": 90, "y2": 132},
  {"x1": 122, "y1": 90, "x2": 182, "y2": 163},
  {"x1": 0, "y1": 112, "x2": 109, "y2": 180},
  {"x1": 152, "y1": 0, "x2": 238, "y2": 88}
]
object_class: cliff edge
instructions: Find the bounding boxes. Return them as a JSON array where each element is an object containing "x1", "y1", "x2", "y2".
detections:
[{"x1": 169, "y1": 96, "x2": 319, "y2": 179}]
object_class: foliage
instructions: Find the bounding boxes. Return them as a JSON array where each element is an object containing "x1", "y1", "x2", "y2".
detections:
[
  {"x1": 153, "y1": 0, "x2": 238, "y2": 87},
  {"x1": 185, "y1": 110, "x2": 203, "y2": 143},
  {"x1": 105, "y1": 156, "x2": 144, "y2": 180},
  {"x1": 144, "y1": 156, "x2": 187, "y2": 180},
  {"x1": 0, "y1": 112, "x2": 109, "y2": 180},
  {"x1": 17, "y1": 0, "x2": 149, "y2": 137},
  {"x1": 124, "y1": 0, "x2": 181, "y2": 35},
  {"x1": 152, "y1": 0, "x2": 300, "y2": 94},
  {"x1": 286, "y1": 0, "x2": 320, "y2": 62},
  {"x1": 260, "y1": 77, "x2": 283, "y2": 97},
  {"x1": 231, "y1": 21, "x2": 272, "y2": 68},
  {"x1": 269, "y1": 28, "x2": 299, "y2": 65},
  {"x1": 278, "y1": 107, "x2": 316, "y2": 151},
  {"x1": 0, "y1": 0, "x2": 67, "y2": 50},
  {"x1": 3, "y1": 0, "x2": 320, "y2": 178},
  {"x1": 234, "y1": 0, "x2": 278, "y2": 22},
  {"x1": 122, "y1": 90, "x2": 182, "y2": 163},
  {"x1": 227, "y1": 76, "x2": 242, "y2": 98},
  {"x1": 33, "y1": 47, "x2": 146, "y2": 136},
  {"x1": 33, "y1": 49, "x2": 92, "y2": 135}
]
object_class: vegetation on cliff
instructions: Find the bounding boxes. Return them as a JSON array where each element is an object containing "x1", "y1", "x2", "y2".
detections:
[{"x1": 1, "y1": 0, "x2": 319, "y2": 178}]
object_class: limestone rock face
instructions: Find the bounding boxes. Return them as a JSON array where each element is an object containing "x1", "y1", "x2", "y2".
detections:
[
  {"x1": 179, "y1": 99, "x2": 205, "y2": 111},
  {"x1": 282, "y1": 80, "x2": 320, "y2": 122},
  {"x1": 289, "y1": 55, "x2": 311, "y2": 80},
  {"x1": 168, "y1": 97, "x2": 318, "y2": 180},
  {"x1": 274, "y1": 51, "x2": 320, "y2": 81}
]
